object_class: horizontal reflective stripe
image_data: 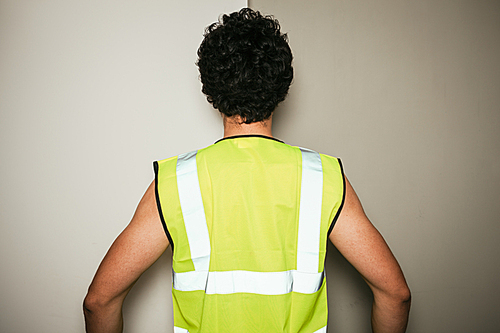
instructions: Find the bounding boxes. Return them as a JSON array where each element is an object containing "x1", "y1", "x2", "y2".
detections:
[
  {"x1": 297, "y1": 148, "x2": 323, "y2": 273},
  {"x1": 174, "y1": 269, "x2": 324, "y2": 295},
  {"x1": 174, "y1": 322, "x2": 325, "y2": 333}
]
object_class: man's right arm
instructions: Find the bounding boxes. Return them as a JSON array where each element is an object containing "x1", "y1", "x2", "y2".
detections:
[
  {"x1": 83, "y1": 181, "x2": 169, "y2": 333},
  {"x1": 329, "y1": 176, "x2": 411, "y2": 333}
]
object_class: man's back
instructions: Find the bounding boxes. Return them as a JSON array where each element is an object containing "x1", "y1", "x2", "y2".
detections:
[
  {"x1": 83, "y1": 9, "x2": 410, "y2": 333},
  {"x1": 155, "y1": 135, "x2": 344, "y2": 332}
]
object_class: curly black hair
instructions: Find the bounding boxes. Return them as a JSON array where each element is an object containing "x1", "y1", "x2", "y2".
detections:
[{"x1": 197, "y1": 8, "x2": 293, "y2": 124}]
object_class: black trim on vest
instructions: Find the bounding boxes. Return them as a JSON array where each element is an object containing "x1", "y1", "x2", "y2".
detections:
[
  {"x1": 215, "y1": 134, "x2": 284, "y2": 144},
  {"x1": 153, "y1": 161, "x2": 174, "y2": 252},
  {"x1": 328, "y1": 158, "x2": 346, "y2": 236}
]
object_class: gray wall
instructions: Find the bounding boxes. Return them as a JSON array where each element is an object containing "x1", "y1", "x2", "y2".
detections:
[
  {"x1": 250, "y1": 0, "x2": 500, "y2": 332},
  {"x1": 1, "y1": 0, "x2": 499, "y2": 332},
  {"x1": 0, "y1": 1, "x2": 245, "y2": 332}
]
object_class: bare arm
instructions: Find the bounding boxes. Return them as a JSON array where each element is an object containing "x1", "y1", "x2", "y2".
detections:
[
  {"x1": 83, "y1": 181, "x2": 169, "y2": 333},
  {"x1": 329, "y1": 177, "x2": 411, "y2": 333}
]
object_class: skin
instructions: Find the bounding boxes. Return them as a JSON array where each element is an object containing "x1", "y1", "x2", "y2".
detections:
[
  {"x1": 330, "y1": 178, "x2": 411, "y2": 332},
  {"x1": 222, "y1": 114, "x2": 273, "y2": 138},
  {"x1": 83, "y1": 181, "x2": 167, "y2": 333},
  {"x1": 83, "y1": 115, "x2": 410, "y2": 333}
]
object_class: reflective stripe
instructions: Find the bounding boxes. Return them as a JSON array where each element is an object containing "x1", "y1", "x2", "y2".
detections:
[
  {"x1": 175, "y1": 148, "x2": 325, "y2": 295},
  {"x1": 176, "y1": 151, "x2": 210, "y2": 271},
  {"x1": 175, "y1": 321, "x2": 324, "y2": 333},
  {"x1": 297, "y1": 148, "x2": 323, "y2": 273},
  {"x1": 174, "y1": 269, "x2": 324, "y2": 295}
]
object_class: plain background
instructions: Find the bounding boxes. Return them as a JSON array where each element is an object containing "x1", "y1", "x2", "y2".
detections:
[
  {"x1": 0, "y1": 0, "x2": 246, "y2": 332},
  {"x1": 249, "y1": 0, "x2": 500, "y2": 332},
  {"x1": 1, "y1": 0, "x2": 499, "y2": 332}
]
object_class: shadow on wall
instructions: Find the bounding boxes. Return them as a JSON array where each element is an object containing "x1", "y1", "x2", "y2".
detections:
[
  {"x1": 122, "y1": 248, "x2": 174, "y2": 331},
  {"x1": 326, "y1": 242, "x2": 373, "y2": 332}
]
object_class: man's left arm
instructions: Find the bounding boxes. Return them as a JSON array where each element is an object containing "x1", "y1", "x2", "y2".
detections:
[{"x1": 83, "y1": 180, "x2": 169, "y2": 333}]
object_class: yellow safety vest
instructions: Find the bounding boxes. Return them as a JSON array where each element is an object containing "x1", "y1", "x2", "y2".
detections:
[{"x1": 154, "y1": 135, "x2": 345, "y2": 333}]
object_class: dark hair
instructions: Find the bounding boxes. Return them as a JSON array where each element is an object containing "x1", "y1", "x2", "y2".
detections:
[{"x1": 197, "y1": 8, "x2": 293, "y2": 124}]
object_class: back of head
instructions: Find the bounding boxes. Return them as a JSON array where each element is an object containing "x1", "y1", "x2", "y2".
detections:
[{"x1": 197, "y1": 8, "x2": 293, "y2": 124}]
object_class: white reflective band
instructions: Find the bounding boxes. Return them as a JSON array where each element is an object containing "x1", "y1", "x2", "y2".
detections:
[
  {"x1": 176, "y1": 151, "x2": 210, "y2": 272},
  {"x1": 174, "y1": 327, "x2": 189, "y2": 333},
  {"x1": 297, "y1": 148, "x2": 323, "y2": 273},
  {"x1": 174, "y1": 269, "x2": 324, "y2": 295},
  {"x1": 172, "y1": 270, "x2": 209, "y2": 292},
  {"x1": 174, "y1": 148, "x2": 326, "y2": 297},
  {"x1": 313, "y1": 326, "x2": 327, "y2": 333}
]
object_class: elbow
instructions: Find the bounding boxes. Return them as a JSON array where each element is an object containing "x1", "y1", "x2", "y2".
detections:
[
  {"x1": 83, "y1": 288, "x2": 126, "y2": 318},
  {"x1": 392, "y1": 285, "x2": 412, "y2": 312},
  {"x1": 399, "y1": 287, "x2": 411, "y2": 306},
  {"x1": 374, "y1": 283, "x2": 411, "y2": 308},
  {"x1": 392, "y1": 284, "x2": 411, "y2": 305},
  {"x1": 83, "y1": 292, "x2": 99, "y2": 315},
  {"x1": 83, "y1": 290, "x2": 111, "y2": 315}
]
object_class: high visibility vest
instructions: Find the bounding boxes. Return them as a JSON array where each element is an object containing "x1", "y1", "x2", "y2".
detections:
[{"x1": 154, "y1": 135, "x2": 345, "y2": 333}]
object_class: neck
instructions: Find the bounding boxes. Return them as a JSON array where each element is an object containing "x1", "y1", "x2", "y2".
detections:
[{"x1": 223, "y1": 115, "x2": 273, "y2": 138}]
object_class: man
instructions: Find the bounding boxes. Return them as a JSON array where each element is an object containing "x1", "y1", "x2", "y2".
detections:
[{"x1": 84, "y1": 8, "x2": 410, "y2": 333}]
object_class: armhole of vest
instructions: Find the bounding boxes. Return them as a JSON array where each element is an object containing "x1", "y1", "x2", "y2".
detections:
[
  {"x1": 328, "y1": 158, "x2": 346, "y2": 236},
  {"x1": 154, "y1": 161, "x2": 174, "y2": 252}
]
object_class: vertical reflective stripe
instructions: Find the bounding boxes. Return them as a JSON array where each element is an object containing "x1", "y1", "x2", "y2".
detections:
[
  {"x1": 297, "y1": 148, "x2": 323, "y2": 273},
  {"x1": 313, "y1": 326, "x2": 327, "y2": 333},
  {"x1": 176, "y1": 151, "x2": 210, "y2": 272},
  {"x1": 174, "y1": 147, "x2": 326, "y2": 294},
  {"x1": 174, "y1": 327, "x2": 189, "y2": 333}
]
